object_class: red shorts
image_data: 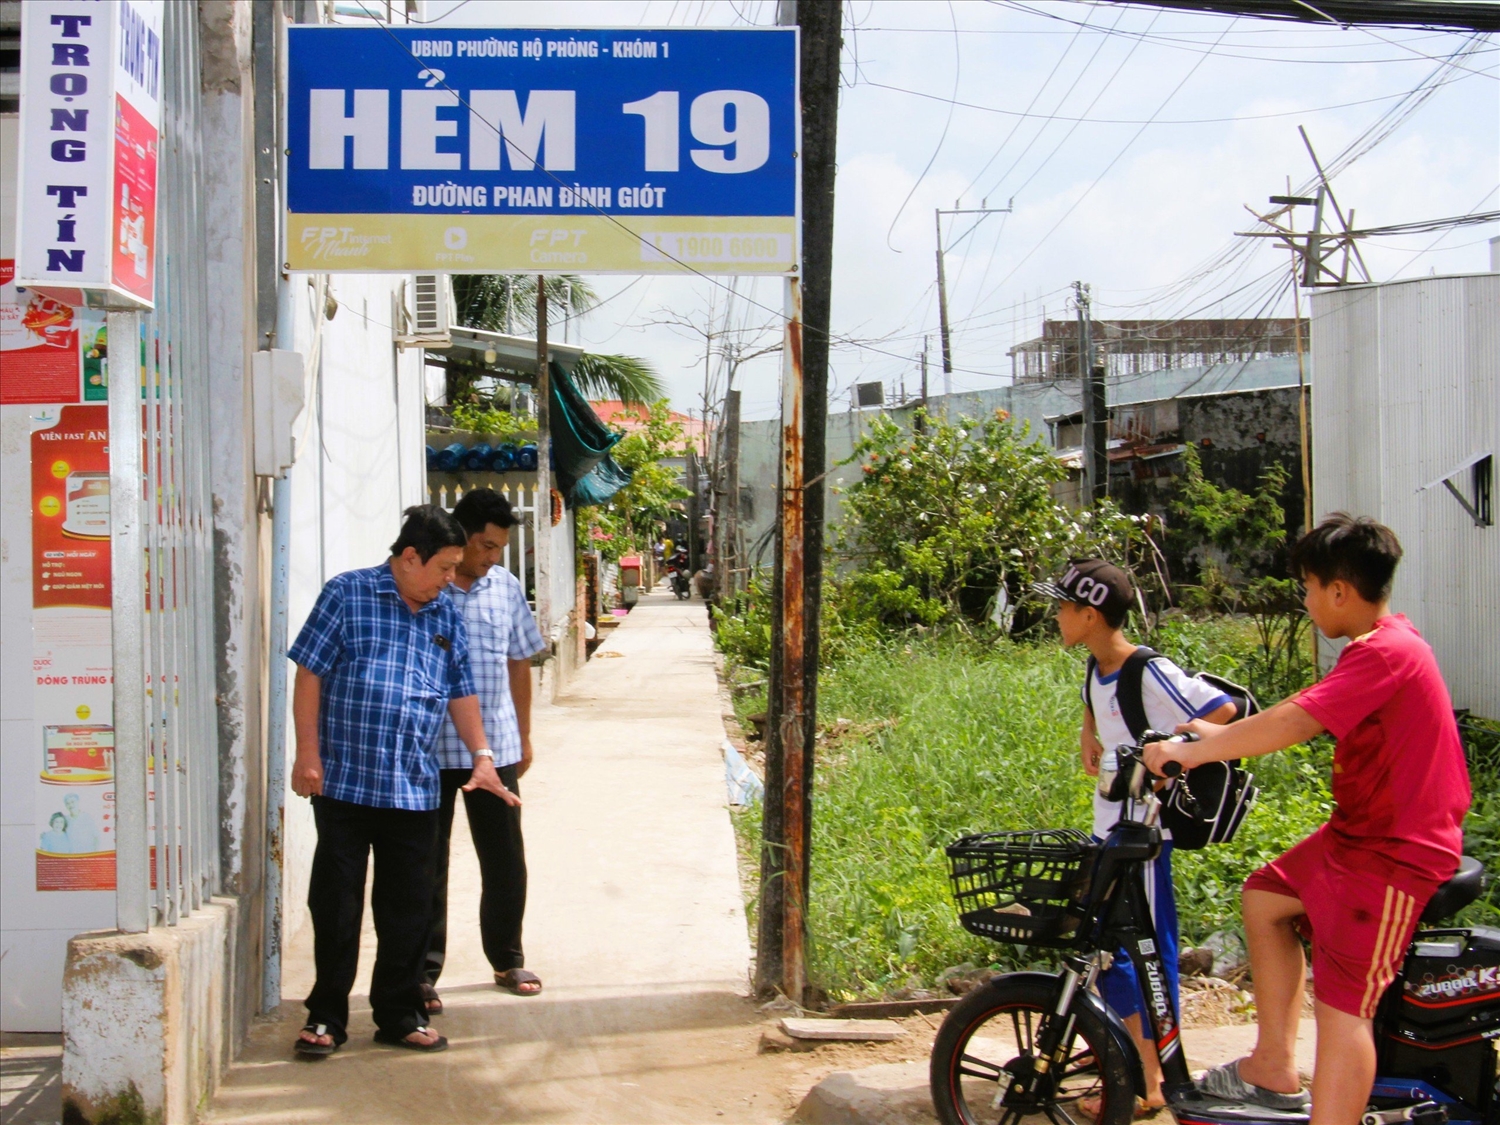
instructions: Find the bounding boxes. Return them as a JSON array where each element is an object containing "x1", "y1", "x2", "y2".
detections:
[{"x1": 1244, "y1": 826, "x2": 1436, "y2": 1019}]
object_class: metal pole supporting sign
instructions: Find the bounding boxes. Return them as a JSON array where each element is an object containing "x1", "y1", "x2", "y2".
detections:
[{"x1": 109, "y1": 311, "x2": 152, "y2": 935}]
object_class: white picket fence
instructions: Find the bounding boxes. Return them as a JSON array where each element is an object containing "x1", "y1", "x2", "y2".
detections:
[{"x1": 427, "y1": 474, "x2": 542, "y2": 608}]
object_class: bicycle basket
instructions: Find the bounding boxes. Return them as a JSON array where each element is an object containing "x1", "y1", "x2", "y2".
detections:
[{"x1": 945, "y1": 828, "x2": 1098, "y2": 948}]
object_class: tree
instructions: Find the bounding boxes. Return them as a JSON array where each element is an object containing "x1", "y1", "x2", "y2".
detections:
[
  {"x1": 447, "y1": 273, "x2": 666, "y2": 407},
  {"x1": 834, "y1": 409, "x2": 1159, "y2": 631},
  {"x1": 576, "y1": 401, "x2": 691, "y2": 562},
  {"x1": 1171, "y1": 444, "x2": 1311, "y2": 700}
]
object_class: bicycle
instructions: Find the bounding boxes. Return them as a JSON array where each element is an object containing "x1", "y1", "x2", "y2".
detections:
[{"x1": 929, "y1": 732, "x2": 1499, "y2": 1125}]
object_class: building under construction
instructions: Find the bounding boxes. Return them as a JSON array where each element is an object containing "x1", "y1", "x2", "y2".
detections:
[{"x1": 1008, "y1": 317, "x2": 1306, "y2": 383}]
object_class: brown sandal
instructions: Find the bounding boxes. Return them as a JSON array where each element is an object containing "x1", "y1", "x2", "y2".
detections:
[
  {"x1": 420, "y1": 982, "x2": 443, "y2": 1015},
  {"x1": 494, "y1": 968, "x2": 542, "y2": 995}
]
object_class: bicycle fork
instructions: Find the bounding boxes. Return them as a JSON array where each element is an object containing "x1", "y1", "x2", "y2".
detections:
[{"x1": 1001, "y1": 961, "x2": 1101, "y2": 1104}]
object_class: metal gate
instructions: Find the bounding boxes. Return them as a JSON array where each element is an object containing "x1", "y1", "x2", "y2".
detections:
[{"x1": 112, "y1": 0, "x2": 219, "y2": 931}]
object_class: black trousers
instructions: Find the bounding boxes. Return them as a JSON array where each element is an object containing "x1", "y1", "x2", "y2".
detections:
[
  {"x1": 425, "y1": 765, "x2": 527, "y2": 983},
  {"x1": 304, "y1": 795, "x2": 439, "y2": 1041}
]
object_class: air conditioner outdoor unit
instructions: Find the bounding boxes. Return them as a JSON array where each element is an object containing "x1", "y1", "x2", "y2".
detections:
[{"x1": 394, "y1": 274, "x2": 454, "y2": 350}]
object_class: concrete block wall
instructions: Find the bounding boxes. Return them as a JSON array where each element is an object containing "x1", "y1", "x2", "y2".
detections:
[{"x1": 61, "y1": 899, "x2": 237, "y2": 1125}]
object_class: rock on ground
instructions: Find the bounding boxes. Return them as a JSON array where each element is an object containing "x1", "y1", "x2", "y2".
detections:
[{"x1": 793, "y1": 1063, "x2": 934, "y2": 1125}]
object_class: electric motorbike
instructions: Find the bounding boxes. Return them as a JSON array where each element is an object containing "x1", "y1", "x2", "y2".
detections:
[{"x1": 930, "y1": 733, "x2": 1498, "y2": 1125}]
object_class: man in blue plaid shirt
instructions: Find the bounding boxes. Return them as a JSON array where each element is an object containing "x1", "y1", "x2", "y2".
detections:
[
  {"x1": 421, "y1": 489, "x2": 549, "y2": 1013},
  {"x1": 287, "y1": 505, "x2": 518, "y2": 1058}
]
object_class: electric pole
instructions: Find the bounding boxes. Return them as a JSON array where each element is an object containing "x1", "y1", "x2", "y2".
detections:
[
  {"x1": 1074, "y1": 281, "x2": 1107, "y2": 504},
  {"x1": 761, "y1": 0, "x2": 840, "y2": 1005},
  {"x1": 934, "y1": 201, "x2": 1011, "y2": 396},
  {"x1": 934, "y1": 209, "x2": 953, "y2": 392},
  {"x1": 920, "y1": 336, "x2": 929, "y2": 409}
]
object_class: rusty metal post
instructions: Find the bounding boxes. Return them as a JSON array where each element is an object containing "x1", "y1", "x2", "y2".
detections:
[
  {"x1": 773, "y1": 278, "x2": 808, "y2": 1001},
  {"x1": 723, "y1": 389, "x2": 741, "y2": 595}
]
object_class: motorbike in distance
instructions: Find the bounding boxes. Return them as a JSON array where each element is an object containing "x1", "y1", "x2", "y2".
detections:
[{"x1": 666, "y1": 551, "x2": 691, "y2": 600}]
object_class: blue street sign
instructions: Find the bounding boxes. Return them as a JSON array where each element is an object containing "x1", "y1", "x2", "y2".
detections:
[{"x1": 285, "y1": 26, "x2": 799, "y2": 274}]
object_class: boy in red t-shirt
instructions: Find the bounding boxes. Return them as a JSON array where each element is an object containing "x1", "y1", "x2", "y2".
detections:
[{"x1": 1145, "y1": 513, "x2": 1470, "y2": 1125}]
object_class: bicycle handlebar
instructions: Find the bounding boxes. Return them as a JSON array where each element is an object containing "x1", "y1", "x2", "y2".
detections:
[{"x1": 1102, "y1": 732, "x2": 1199, "y2": 803}]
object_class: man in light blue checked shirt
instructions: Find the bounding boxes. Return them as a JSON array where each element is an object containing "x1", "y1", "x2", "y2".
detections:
[
  {"x1": 287, "y1": 505, "x2": 519, "y2": 1059},
  {"x1": 421, "y1": 489, "x2": 549, "y2": 1012}
]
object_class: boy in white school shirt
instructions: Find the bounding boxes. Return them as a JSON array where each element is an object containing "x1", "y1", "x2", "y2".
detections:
[{"x1": 1034, "y1": 559, "x2": 1236, "y2": 1116}]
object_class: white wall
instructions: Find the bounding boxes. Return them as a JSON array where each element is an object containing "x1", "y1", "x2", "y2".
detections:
[
  {"x1": 278, "y1": 274, "x2": 426, "y2": 946},
  {"x1": 0, "y1": 109, "x2": 120, "y2": 1031},
  {"x1": 1311, "y1": 273, "x2": 1500, "y2": 719}
]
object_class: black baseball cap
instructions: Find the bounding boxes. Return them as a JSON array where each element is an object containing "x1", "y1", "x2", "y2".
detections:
[{"x1": 1031, "y1": 558, "x2": 1135, "y2": 620}]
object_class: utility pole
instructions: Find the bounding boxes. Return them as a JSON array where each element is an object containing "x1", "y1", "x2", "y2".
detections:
[
  {"x1": 723, "y1": 389, "x2": 741, "y2": 597},
  {"x1": 934, "y1": 201, "x2": 1011, "y2": 396},
  {"x1": 1282, "y1": 182, "x2": 1318, "y2": 676},
  {"x1": 934, "y1": 209, "x2": 953, "y2": 394},
  {"x1": 920, "y1": 336, "x2": 930, "y2": 409},
  {"x1": 761, "y1": 0, "x2": 839, "y2": 1005},
  {"x1": 1074, "y1": 281, "x2": 1107, "y2": 504}
]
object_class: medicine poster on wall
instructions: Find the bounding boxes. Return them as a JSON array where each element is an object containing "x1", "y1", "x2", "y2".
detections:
[
  {"x1": 1, "y1": 259, "x2": 109, "y2": 405},
  {"x1": 31, "y1": 404, "x2": 117, "y2": 891}
]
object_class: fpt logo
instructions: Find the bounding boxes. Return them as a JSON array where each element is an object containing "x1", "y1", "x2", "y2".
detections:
[{"x1": 297, "y1": 227, "x2": 392, "y2": 262}]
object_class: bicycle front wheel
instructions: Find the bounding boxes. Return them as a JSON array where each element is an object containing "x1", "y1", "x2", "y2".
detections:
[{"x1": 929, "y1": 973, "x2": 1136, "y2": 1125}]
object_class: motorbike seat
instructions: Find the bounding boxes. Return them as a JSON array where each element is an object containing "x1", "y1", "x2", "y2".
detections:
[{"x1": 1419, "y1": 855, "x2": 1486, "y2": 923}]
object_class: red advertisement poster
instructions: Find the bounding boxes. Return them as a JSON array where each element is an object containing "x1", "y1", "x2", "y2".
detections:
[
  {"x1": 31, "y1": 406, "x2": 112, "y2": 610},
  {"x1": 31, "y1": 405, "x2": 117, "y2": 891},
  {"x1": 0, "y1": 259, "x2": 82, "y2": 405},
  {"x1": 111, "y1": 96, "x2": 159, "y2": 304}
]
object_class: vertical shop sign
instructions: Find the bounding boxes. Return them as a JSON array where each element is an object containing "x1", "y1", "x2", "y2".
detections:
[
  {"x1": 31, "y1": 404, "x2": 117, "y2": 890},
  {"x1": 14, "y1": 0, "x2": 163, "y2": 310}
]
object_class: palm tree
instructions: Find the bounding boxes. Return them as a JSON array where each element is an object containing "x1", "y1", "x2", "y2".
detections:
[{"x1": 451, "y1": 274, "x2": 664, "y2": 406}]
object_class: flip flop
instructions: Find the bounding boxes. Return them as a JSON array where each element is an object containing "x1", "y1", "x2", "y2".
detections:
[
  {"x1": 420, "y1": 982, "x2": 443, "y2": 1016},
  {"x1": 294, "y1": 1023, "x2": 339, "y2": 1058},
  {"x1": 494, "y1": 968, "x2": 542, "y2": 996},
  {"x1": 1197, "y1": 1059, "x2": 1310, "y2": 1111},
  {"x1": 373, "y1": 1026, "x2": 448, "y2": 1052}
]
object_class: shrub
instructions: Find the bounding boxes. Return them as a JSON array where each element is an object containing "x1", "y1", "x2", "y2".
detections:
[{"x1": 833, "y1": 410, "x2": 1166, "y2": 632}]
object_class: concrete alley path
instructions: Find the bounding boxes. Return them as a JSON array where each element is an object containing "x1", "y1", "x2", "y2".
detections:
[{"x1": 205, "y1": 591, "x2": 767, "y2": 1125}]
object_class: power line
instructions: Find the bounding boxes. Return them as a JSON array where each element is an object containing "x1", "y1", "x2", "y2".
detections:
[
  {"x1": 967, "y1": 17, "x2": 1239, "y2": 316},
  {"x1": 956, "y1": 2, "x2": 1102, "y2": 198},
  {"x1": 882, "y1": 0, "x2": 963, "y2": 250},
  {"x1": 980, "y1": 7, "x2": 1162, "y2": 209},
  {"x1": 854, "y1": 69, "x2": 1477, "y2": 124},
  {"x1": 971, "y1": 3, "x2": 1499, "y2": 65}
]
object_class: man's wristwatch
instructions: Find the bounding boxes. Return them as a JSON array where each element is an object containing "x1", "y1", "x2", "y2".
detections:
[{"x1": 473, "y1": 747, "x2": 494, "y2": 760}]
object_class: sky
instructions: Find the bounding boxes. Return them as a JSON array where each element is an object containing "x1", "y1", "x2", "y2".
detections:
[{"x1": 418, "y1": 0, "x2": 1499, "y2": 422}]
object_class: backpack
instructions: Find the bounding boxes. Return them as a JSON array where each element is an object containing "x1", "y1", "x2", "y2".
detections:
[{"x1": 1084, "y1": 646, "x2": 1261, "y2": 850}]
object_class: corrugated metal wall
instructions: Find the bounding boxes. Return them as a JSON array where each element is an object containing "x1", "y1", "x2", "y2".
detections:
[{"x1": 1310, "y1": 273, "x2": 1500, "y2": 719}]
